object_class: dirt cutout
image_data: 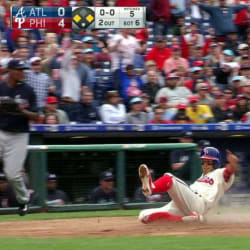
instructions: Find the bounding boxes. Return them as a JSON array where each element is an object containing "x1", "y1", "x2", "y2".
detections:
[{"x1": 1, "y1": 212, "x2": 250, "y2": 238}]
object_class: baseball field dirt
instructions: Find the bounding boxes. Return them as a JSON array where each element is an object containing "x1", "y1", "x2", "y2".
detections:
[{"x1": 1, "y1": 213, "x2": 250, "y2": 237}]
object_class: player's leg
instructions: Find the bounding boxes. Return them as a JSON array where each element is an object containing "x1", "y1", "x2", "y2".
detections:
[
  {"x1": 139, "y1": 201, "x2": 185, "y2": 223},
  {"x1": 138, "y1": 164, "x2": 206, "y2": 223},
  {"x1": 2, "y1": 132, "x2": 30, "y2": 209},
  {"x1": 139, "y1": 164, "x2": 173, "y2": 196}
]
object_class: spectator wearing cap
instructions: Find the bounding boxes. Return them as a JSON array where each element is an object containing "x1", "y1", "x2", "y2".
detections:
[
  {"x1": 126, "y1": 97, "x2": 148, "y2": 124},
  {"x1": 82, "y1": 48, "x2": 97, "y2": 90},
  {"x1": 99, "y1": 90, "x2": 126, "y2": 124},
  {"x1": 197, "y1": 0, "x2": 247, "y2": 39},
  {"x1": 204, "y1": 43, "x2": 221, "y2": 68},
  {"x1": 239, "y1": 64, "x2": 250, "y2": 83},
  {"x1": 186, "y1": 95, "x2": 214, "y2": 123},
  {"x1": 88, "y1": 170, "x2": 116, "y2": 204},
  {"x1": 46, "y1": 174, "x2": 70, "y2": 206},
  {"x1": 236, "y1": 44, "x2": 249, "y2": 64},
  {"x1": 233, "y1": 94, "x2": 249, "y2": 121},
  {"x1": 155, "y1": 73, "x2": 192, "y2": 107},
  {"x1": 163, "y1": 45, "x2": 189, "y2": 75},
  {"x1": 119, "y1": 64, "x2": 144, "y2": 103},
  {"x1": 148, "y1": 105, "x2": 172, "y2": 124},
  {"x1": 149, "y1": 0, "x2": 172, "y2": 36},
  {"x1": 145, "y1": 36, "x2": 172, "y2": 70},
  {"x1": 211, "y1": 93, "x2": 235, "y2": 123},
  {"x1": 25, "y1": 57, "x2": 55, "y2": 110},
  {"x1": 231, "y1": 76, "x2": 244, "y2": 95},
  {"x1": 71, "y1": 91, "x2": 100, "y2": 124},
  {"x1": 108, "y1": 29, "x2": 140, "y2": 71},
  {"x1": 81, "y1": 36, "x2": 95, "y2": 50},
  {"x1": 141, "y1": 70, "x2": 161, "y2": 102},
  {"x1": 196, "y1": 82, "x2": 214, "y2": 106},
  {"x1": 172, "y1": 104, "x2": 194, "y2": 124},
  {"x1": 170, "y1": 131, "x2": 194, "y2": 181},
  {"x1": 40, "y1": 96, "x2": 69, "y2": 124},
  {"x1": 221, "y1": 49, "x2": 240, "y2": 71},
  {"x1": 184, "y1": 67, "x2": 205, "y2": 92}
]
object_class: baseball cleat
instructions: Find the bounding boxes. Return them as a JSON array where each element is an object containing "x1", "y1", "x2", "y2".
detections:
[
  {"x1": 182, "y1": 213, "x2": 205, "y2": 223},
  {"x1": 139, "y1": 164, "x2": 154, "y2": 196},
  {"x1": 18, "y1": 203, "x2": 28, "y2": 216}
]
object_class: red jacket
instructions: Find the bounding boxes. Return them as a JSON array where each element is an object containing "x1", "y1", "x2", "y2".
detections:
[
  {"x1": 149, "y1": 0, "x2": 171, "y2": 23},
  {"x1": 116, "y1": 0, "x2": 140, "y2": 6},
  {"x1": 234, "y1": 0, "x2": 249, "y2": 26},
  {"x1": 146, "y1": 46, "x2": 172, "y2": 70}
]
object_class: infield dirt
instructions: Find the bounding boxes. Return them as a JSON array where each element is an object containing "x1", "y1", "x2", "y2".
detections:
[{"x1": 1, "y1": 213, "x2": 250, "y2": 238}]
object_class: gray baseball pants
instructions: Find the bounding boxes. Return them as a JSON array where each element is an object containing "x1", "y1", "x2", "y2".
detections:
[{"x1": 0, "y1": 130, "x2": 30, "y2": 204}]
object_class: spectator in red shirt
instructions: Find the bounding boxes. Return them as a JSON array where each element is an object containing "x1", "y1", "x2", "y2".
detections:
[
  {"x1": 148, "y1": 106, "x2": 172, "y2": 124},
  {"x1": 145, "y1": 36, "x2": 172, "y2": 71},
  {"x1": 149, "y1": 0, "x2": 172, "y2": 36}
]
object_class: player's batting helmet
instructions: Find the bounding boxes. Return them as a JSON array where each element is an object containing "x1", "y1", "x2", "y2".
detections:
[{"x1": 200, "y1": 147, "x2": 221, "y2": 168}]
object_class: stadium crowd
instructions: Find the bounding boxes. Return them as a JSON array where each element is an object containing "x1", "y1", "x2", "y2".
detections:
[{"x1": 0, "y1": 0, "x2": 250, "y2": 125}]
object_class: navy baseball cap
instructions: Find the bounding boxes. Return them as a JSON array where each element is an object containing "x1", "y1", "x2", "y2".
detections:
[
  {"x1": 99, "y1": 171, "x2": 114, "y2": 181},
  {"x1": 48, "y1": 174, "x2": 57, "y2": 181},
  {"x1": 198, "y1": 140, "x2": 211, "y2": 148},
  {"x1": 182, "y1": 131, "x2": 193, "y2": 138},
  {"x1": 7, "y1": 59, "x2": 29, "y2": 70}
]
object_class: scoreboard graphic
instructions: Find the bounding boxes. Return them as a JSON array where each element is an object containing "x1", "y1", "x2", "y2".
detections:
[{"x1": 11, "y1": 6, "x2": 146, "y2": 30}]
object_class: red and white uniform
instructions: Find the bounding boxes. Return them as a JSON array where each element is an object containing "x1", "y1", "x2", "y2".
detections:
[{"x1": 139, "y1": 168, "x2": 234, "y2": 220}]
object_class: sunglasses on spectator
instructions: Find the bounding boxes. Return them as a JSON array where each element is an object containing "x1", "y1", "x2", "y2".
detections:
[
  {"x1": 155, "y1": 112, "x2": 164, "y2": 115},
  {"x1": 224, "y1": 91, "x2": 233, "y2": 94}
]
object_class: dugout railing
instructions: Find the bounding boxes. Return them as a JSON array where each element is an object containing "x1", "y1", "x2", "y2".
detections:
[{"x1": 23, "y1": 143, "x2": 200, "y2": 212}]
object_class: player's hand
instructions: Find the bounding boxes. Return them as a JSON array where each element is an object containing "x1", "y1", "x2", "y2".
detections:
[{"x1": 226, "y1": 149, "x2": 238, "y2": 170}]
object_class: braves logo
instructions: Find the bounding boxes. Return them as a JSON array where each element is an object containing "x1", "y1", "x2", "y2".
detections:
[{"x1": 197, "y1": 176, "x2": 214, "y2": 185}]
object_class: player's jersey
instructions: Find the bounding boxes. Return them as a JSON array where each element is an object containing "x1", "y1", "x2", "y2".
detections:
[{"x1": 190, "y1": 168, "x2": 235, "y2": 210}]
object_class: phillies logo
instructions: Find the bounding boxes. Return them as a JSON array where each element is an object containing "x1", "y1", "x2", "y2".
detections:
[{"x1": 197, "y1": 176, "x2": 214, "y2": 185}]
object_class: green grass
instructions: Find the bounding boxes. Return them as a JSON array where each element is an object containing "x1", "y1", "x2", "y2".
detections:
[
  {"x1": 0, "y1": 236, "x2": 250, "y2": 250},
  {"x1": 0, "y1": 209, "x2": 140, "y2": 222}
]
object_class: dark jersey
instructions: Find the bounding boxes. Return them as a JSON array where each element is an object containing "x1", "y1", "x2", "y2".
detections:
[
  {"x1": 88, "y1": 186, "x2": 116, "y2": 204},
  {"x1": 0, "y1": 82, "x2": 37, "y2": 132},
  {"x1": 47, "y1": 189, "x2": 69, "y2": 204}
]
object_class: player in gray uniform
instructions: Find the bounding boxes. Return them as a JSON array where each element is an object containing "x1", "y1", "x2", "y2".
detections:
[
  {"x1": 138, "y1": 147, "x2": 238, "y2": 223},
  {"x1": 0, "y1": 59, "x2": 38, "y2": 216}
]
